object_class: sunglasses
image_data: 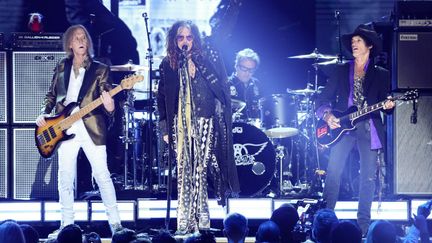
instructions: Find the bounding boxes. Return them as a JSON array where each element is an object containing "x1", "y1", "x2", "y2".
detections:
[
  {"x1": 176, "y1": 35, "x2": 194, "y2": 42},
  {"x1": 238, "y1": 64, "x2": 256, "y2": 73}
]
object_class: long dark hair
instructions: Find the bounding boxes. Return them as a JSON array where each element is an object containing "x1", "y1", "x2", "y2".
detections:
[{"x1": 166, "y1": 20, "x2": 203, "y2": 69}]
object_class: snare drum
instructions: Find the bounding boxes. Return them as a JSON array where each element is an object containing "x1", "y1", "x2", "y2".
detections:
[
  {"x1": 232, "y1": 122, "x2": 276, "y2": 197},
  {"x1": 259, "y1": 94, "x2": 299, "y2": 138}
]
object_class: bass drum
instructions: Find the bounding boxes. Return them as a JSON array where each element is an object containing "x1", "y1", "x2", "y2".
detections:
[{"x1": 232, "y1": 122, "x2": 276, "y2": 197}]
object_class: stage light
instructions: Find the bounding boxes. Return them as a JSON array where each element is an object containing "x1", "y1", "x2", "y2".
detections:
[
  {"x1": 273, "y1": 198, "x2": 319, "y2": 210},
  {"x1": 137, "y1": 199, "x2": 177, "y2": 219},
  {"x1": 335, "y1": 201, "x2": 408, "y2": 221},
  {"x1": 208, "y1": 199, "x2": 226, "y2": 220},
  {"x1": 44, "y1": 201, "x2": 88, "y2": 221},
  {"x1": 228, "y1": 198, "x2": 272, "y2": 219},
  {"x1": 91, "y1": 201, "x2": 135, "y2": 221},
  {"x1": 0, "y1": 202, "x2": 41, "y2": 221},
  {"x1": 137, "y1": 199, "x2": 226, "y2": 220}
]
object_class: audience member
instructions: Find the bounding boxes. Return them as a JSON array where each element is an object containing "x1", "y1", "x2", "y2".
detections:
[
  {"x1": 112, "y1": 228, "x2": 137, "y2": 243},
  {"x1": 365, "y1": 220, "x2": 397, "y2": 243},
  {"x1": 0, "y1": 220, "x2": 26, "y2": 243},
  {"x1": 184, "y1": 231, "x2": 217, "y2": 243},
  {"x1": 270, "y1": 203, "x2": 300, "y2": 243},
  {"x1": 404, "y1": 200, "x2": 432, "y2": 243},
  {"x1": 57, "y1": 224, "x2": 83, "y2": 243},
  {"x1": 151, "y1": 230, "x2": 176, "y2": 243},
  {"x1": 20, "y1": 224, "x2": 40, "y2": 243},
  {"x1": 45, "y1": 238, "x2": 59, "y2": 243},
  {"x1": 223, "y1": 212, "x2": 249, "y2": 243},
  {"x1": 312, "y1": 208, "x2": 339, "y2": 243},
  {"x1": 331, "y1": 220, "x2": 362, "y2": 243},
  {"x1": 256, "y1": 220, "x2": 281, "y2": 243},
  {"x1": 83, "y1": 231, "x2": 102, "y2": 243}
]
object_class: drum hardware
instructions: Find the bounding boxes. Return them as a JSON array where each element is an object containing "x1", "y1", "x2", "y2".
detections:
[
  {"x1": 287, "y1": 88, "x2": 317, "y2": 96},
  {"x1": 314, "y1": 58, "x2": 349, "y2": 66},
  {"x1": 295, "y1": 92, "x2": 323, "y2": 196},
  {"x1": 120, "y1": 89, "x2": 141, "y2": 190},
  {"x1": 274, "y1": 142, "x2": 295, "y2": 195},
  {"x1": 231, "y1": 98, "x2": 246, "y2": 121}
]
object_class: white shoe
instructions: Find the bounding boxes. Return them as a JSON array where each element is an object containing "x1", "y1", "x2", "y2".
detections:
[{"x1": 110, "y1": 223, "x2": 123, "y2": 235}]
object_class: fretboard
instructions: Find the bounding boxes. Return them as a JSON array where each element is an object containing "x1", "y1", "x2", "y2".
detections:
[{"x1": 349, "y1": 101, "x2": 386, "y2": 120}]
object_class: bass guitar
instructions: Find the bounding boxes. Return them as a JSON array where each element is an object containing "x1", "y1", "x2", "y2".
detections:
[
  {"x1": 316, "y1": 90, "x2": 418, "y2": 147},
  {"x1": 35, "y1": 75, "x2": 144, "y2": 158}
]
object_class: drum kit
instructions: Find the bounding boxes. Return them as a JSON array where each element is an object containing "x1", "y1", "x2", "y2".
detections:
[
  {"x1": 109, "y1": 49, "x2": 340, "y2": 198},
  {"x1": 232, "y1": 49, "x2": 342, "y2": 198},
  {"x1": 110, "y1": 61, "x2": 167, "y2": 193}
]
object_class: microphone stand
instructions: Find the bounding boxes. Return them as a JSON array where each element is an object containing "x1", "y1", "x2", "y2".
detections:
[
  {"x1": 143, "y1": 12, "x2": 171, "y2": 231},
  {"x1": 335, "y1": 10, "x2": 343, "y2": 63},
  {"x1": 410, "y1": 99, "x2": 417, "y2": 124},
  {"x1": 142, "y1": 13, "x2": 154, "y2": 192}
]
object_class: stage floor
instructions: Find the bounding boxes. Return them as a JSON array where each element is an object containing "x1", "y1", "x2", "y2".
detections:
[{"x1": 0, "y1": 197, "x2": 430, "y2": 240}]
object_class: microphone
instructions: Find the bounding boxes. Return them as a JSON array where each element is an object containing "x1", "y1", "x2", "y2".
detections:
[
  {"x1": 179, "y1": 45, "x2": 188, "y2": 67},
  {"x1": 410, "y1": 100, "x2": 417, "y2": 124},
  {"x1": 334, "y1": 10, "x2": 340, "y2": 21},
  {"x1": 181, "y1": 45, "x2": 188, "y2": 52}
]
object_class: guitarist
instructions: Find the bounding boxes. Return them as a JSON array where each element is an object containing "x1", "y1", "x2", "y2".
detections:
[
  {"x1": 35, "y1": 25, "x2": 122, "y2": 238},
  {"x1": 315, "y1": 24, "x2": 395, "y2": 236}
]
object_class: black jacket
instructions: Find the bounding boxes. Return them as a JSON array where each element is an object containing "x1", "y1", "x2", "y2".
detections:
[{"x1": 315, "y1": 62, "x2": 391, "y2": 144}]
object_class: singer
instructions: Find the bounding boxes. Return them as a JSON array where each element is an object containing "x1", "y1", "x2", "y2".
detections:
[
  {"x1": 156, "y1": 20, "x2": 240, "y2": 235},
  {"x1": 315, "y1": 24, "x2": 395, "y2": 236}
]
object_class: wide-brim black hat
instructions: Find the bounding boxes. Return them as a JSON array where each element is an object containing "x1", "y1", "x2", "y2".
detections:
[{"x1": 341, "y1": 24, "x2": 382, "y2": 57}]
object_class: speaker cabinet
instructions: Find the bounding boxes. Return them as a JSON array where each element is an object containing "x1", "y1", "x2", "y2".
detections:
[
  {"x1": 13, "y1": 128, "x2": 59, "y2": 199},
  {"x1": 397, "y1": 32, "x2": 432, "y2": 89},
  {"x1": 0, "y1": 52, "x2": 6, "y2": 123},
  {"x1": 0, "y1": 128, "x2": 7, "y2": 198},
  {"x1": 394, "y1": 95, "x2": 432, "y2": 195},
  {"x1": 12, "y1": 51, "x2": 65, "y2": 123}
]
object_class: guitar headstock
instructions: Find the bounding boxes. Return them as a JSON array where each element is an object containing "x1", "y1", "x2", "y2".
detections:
[
  {"x1": 399, "y1": 89, "x2": 419, "y2": 102},
  {"x1": 120, "y1": 75, "x2": 144, "y2": 90}
]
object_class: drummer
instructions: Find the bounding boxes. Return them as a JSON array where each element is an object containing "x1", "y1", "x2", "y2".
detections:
[{"x1": 228, "y1": 48, "x2": 262, "y2": 122}]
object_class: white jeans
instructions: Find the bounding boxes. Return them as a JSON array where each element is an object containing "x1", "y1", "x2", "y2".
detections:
[{"x1": 57, "y1": 118, "x2": 121, "y2": 226}]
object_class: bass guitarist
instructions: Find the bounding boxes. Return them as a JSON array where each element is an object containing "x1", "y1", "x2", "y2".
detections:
[
  {"x1": 315, "y1": 24, "x2": 394, "y2": 236},
  {"x1": 35, "y1": 25, "x2": 123, "y2": 238}
]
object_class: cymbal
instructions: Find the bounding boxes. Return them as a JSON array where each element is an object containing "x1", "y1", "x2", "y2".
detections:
[
  {"x1": 288, "y1": 49, "x2": 337, "y2": 60},
  {"x1": 231, "y1": 99, "x2": 246, "y2": 113},
  {"x1": 314, "y1": 58, "x2": 349, "y2": 66},
  {"x1": 110, "y1": 63, "x2": 149, "y2": 72},
  {"x1": 287, "y1": 88, "x2": 317, "y2": 95}
]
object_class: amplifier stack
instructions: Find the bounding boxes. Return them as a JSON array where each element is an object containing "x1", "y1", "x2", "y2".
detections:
[
  {"x1": 392, "y1": 0, "x2": 432, "y2": 196},
  {"x1": 0, "y1": 32, "x2": 65, "y2": 200}
]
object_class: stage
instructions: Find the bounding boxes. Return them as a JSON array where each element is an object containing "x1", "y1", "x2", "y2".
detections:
[{"x1": 0, "y1": 197, "x2": 430, "y2": 240}]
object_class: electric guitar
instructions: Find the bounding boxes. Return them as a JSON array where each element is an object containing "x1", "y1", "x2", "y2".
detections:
[
  {"x1": 316, "y1": 90, "x2": 418, "y2": 147},
  {"x1": 35, "y1": 75, "x2": 144, "y2": 158}
]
